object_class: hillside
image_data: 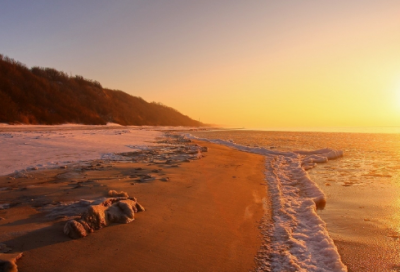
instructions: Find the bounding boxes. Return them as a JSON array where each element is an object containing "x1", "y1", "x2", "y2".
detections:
[{"x1": 0, "y1": 55, "x2": 202, "y2": 126}]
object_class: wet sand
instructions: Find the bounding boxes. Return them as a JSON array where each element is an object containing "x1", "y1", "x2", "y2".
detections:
[{"x1": 0, "y1": 141, "x2": 271, "y2": 272}]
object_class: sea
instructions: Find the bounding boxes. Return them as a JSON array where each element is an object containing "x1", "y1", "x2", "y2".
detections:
[{"x1": 189, "y1": 128, "x2": 400, "y2": 272}]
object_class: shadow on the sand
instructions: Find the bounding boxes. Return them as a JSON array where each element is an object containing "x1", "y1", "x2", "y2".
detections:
[
  {"x1": 5, "y1": 213, "x2": 49, "y2": 227},
  {"x1": 3, "y1": 222, "x2": 70, "y2": 252},
  {"x1": 3, "y1": 219, "x2": 135, "y2": 253}
]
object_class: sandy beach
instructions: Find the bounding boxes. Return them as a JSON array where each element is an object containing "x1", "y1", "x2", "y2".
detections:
[{"x1": 0, "y1": 140, "x2": 271, "y2": 272}]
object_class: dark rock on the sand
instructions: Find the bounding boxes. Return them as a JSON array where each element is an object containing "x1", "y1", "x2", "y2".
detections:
[{"x1": 160, "y1": 177, "x2": 170, "y2": 182}]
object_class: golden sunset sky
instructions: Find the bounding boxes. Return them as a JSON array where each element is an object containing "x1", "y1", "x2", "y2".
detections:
[{"x1": 1, "y1": 1, "x2": 400, "y2": 128}]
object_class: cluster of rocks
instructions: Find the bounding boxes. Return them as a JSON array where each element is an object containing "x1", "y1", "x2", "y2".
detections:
[{"x1": 64, "y1": 192, "x2": 145, "y2": 239}]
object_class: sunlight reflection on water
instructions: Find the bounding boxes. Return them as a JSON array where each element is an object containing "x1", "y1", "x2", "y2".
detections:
[{"x1": 190, "y1": 129, "x2": 400, "y2": 272}]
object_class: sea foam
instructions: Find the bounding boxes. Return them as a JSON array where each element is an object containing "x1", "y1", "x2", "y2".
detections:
[{"x1": 185, "y1": 134, "x2": 346, "y2": 272}]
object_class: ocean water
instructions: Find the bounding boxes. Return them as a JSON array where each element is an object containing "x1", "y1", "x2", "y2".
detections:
[{"x1": 189, "y1": 129, "x2": 400, "y2": 272}]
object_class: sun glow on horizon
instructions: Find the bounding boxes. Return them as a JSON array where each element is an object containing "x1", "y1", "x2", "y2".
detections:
[{"x1": 1, "y1": 1, "x2": 400, "y2": 128}]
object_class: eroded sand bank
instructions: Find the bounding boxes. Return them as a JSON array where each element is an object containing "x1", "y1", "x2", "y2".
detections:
[{"x1": 0, "y1": 141, "x2": 271, "y2": 272}]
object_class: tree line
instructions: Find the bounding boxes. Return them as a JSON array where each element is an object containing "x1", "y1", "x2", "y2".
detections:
[{"x1": 0, "y1": 54, "x2": 202, "y2": 126}]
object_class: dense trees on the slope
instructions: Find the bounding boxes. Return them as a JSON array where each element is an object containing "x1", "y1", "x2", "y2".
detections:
[{"x1": 0, "y1": 54, "x2": 202, "y2": 126}]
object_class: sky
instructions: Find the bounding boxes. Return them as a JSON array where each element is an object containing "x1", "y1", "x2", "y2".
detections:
[{"x1": 1, "y1": 1, "x2": 400, "y2": 128}]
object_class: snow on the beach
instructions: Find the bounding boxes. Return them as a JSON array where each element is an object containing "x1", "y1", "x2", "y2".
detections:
[
  {"x1": 186, "y1": 134, "x2": 346, "y2": 272},
  {"x1": 0, "y1": 125, "x2": 347, "y2": 271},
  {"x1": 0, "y1": 125, "x2": 165, "y2": 176}
]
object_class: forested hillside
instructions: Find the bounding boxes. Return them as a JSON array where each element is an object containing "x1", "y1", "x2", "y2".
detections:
[{"x1": 0, "y1": 55, "x2": 202, "y2": 126}]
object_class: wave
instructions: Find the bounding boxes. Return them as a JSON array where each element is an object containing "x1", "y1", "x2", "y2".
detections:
[{"x1": 185, "y1": 134, "x2": 347, "y2": 272}]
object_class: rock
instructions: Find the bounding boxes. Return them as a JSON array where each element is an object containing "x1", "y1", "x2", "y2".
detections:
[
  {"x1": 64, "y1": 197, "x2": 145, "y2": 239},
  {"x1": 135, "y1": 202, "x2": 145, "y2": 212},
  {"x1": 63, "y1": 219, "x2": 92, "y2": 239},
  {"x1": 107, "y1": 200, "x2": 136, "y2": 224},
  {"x1": 0, "y1": 252, "x2": 23, "y2": 272},
  {"x1": 108, "y1": 190, "x2": 129, "y2": 198},
  {"x1": 80, "y1": 205, "x2": 108, "y2": 230}
]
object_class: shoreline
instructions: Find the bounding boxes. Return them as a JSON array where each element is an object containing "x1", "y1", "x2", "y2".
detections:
[
  {"x1": 0, "y1": 140, "x2": 271, "y2": 271},
  {"x1": 188, "y1": 132, "x2": 348, "y2": 271},
  {"x1": 310, "y1": 163, "x2": 400, "y2": 272}
]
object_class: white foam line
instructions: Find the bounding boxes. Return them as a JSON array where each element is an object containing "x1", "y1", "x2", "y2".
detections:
[{"x1": 185, "y1": 134, "x2": 347, "y2": 272}]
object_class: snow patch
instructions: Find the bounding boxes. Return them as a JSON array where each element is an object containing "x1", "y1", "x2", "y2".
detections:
[{"x1": 0, "y1": 126, "x2": 164, "y2": 176}]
